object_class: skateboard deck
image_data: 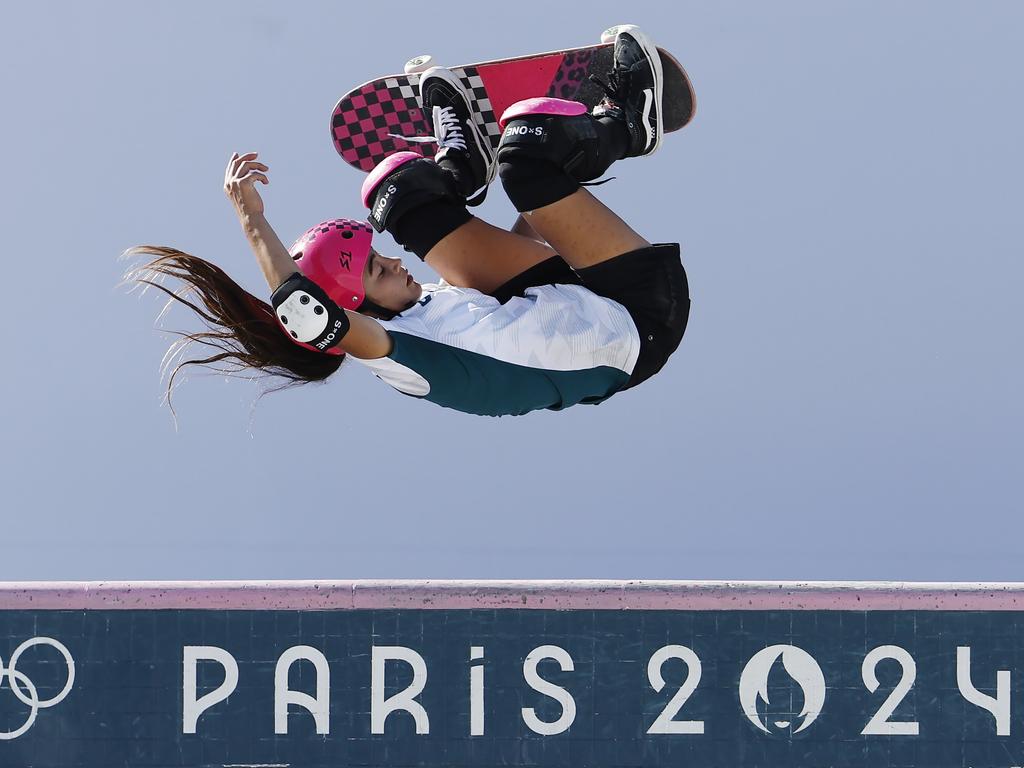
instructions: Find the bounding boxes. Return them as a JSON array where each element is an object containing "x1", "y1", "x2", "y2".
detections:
[{"x1": 331, "y1": 42, "x2": 695, "y2": 173}]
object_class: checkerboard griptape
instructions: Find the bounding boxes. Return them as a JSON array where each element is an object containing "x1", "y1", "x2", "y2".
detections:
[
  {"x1": 414, "y1": 66, "x2": 502, "y2": 150},
  {"x1": 332, "y1": 56, "x2": 595, "y2": 171},
  {"x1": 387, "y1": 67, "x2": 499, "y2": 151},
  {"x1": 454, "y1": 67, "x2": 503, "y2": 148},
  {"x1": 332, "y1": 78, "x2": 433, "y2": 171}
]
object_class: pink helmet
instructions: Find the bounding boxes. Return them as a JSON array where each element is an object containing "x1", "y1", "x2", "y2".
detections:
[{"x1": 288, "y1": 218, "x2": 373, "y2": 311}]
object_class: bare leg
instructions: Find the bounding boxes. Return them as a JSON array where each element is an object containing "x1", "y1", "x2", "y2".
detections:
[
  {"x1": 511, "y1": 214, "x2": 546, "y2": 244},
  {"x1": 421, "y1": 190, "x2": 647, "y2": 292},
  {"x1": 422, "y1": 217, "x2": 556, "y2": 294},
  {"x1": 521, "y1": 188, "x2": 650, "y2": 270}
]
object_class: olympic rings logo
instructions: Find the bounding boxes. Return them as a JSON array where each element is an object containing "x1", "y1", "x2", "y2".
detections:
[{"x1": 0, "y1": 637, "x2": 75, "y2": 740}]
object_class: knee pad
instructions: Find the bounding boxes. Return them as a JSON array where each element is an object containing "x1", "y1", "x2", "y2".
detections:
[
  {"x1": 362, "y1": 151, "x2": 461, "y2": 234},
  {"x1": 497, "y1": 98, "x2": 617, "y2": 183}
]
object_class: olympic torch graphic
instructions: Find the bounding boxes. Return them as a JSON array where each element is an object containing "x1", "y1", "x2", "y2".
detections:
[{"x1": 738, "y1": 645, "x2": 826, "y2": 735}]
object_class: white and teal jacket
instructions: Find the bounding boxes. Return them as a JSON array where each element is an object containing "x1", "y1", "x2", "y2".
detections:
[{"x1": 356, "y1": 281, "x2": 640, "y2": 417}]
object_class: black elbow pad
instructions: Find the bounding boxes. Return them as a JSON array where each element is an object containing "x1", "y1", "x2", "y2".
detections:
[{"x1": 271, "y1": 272, "x2": 351, "y2": 354}]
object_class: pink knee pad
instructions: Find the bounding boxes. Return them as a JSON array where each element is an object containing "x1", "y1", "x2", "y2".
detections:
[
  {"x1": 498, "y1": 98, "x2": 587, "y2": 130},
  {"x1": 361, "y1": 151, "x2": 422, "y2": 208}
]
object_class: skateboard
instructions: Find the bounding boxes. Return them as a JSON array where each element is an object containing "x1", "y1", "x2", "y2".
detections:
[{"x1": 331, "y1": 28, "x2": 696, "y2": 173}]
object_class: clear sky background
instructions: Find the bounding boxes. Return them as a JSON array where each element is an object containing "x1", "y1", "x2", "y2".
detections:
[{"x1": 1, "y1": 1, "x2": 1021, "y2": 581}]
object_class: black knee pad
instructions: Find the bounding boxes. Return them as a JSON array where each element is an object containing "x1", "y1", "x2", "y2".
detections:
[
  {"x1": 362, "y1": 153, "x2": 472, "y2": 260},
  {"x1": 365, "y1": 155, "x2": 462, "y2": 235},
  {"x1": 497, "y1": 113, "x2": 620, "y2": 211}
]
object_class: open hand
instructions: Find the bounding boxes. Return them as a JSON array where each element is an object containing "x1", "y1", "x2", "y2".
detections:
[{"x1": 224, "y1": 152, "x2": 270, "y2": 219}]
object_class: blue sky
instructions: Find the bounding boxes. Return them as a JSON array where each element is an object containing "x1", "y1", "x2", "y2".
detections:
[{"x1": 1, "y1": 1, "x2": 1021, "y2": 580}]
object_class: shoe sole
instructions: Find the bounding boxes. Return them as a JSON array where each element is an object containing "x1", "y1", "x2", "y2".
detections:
[
  {"x1": 613, "y1": 25, "x2": 664, "y2": 155},
  {"x1": 418, "y1": 67, "x2": 497, "y2": 202}
]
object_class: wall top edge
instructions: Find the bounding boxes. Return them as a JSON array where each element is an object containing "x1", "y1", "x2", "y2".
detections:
[{"x1": 2, "y1": 580, "x2": 1023, "y2": 611}]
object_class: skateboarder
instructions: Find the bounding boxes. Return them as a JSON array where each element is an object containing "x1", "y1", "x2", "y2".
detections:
[{"x1": 128, "y1": 25, "x2": 690, "y2": 418}]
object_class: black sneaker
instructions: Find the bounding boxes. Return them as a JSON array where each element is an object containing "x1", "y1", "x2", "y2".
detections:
[
  {"x1": 592, "y1": 25, "x2": 664, "y2": 157},
  {"x1": 417, "y1": 66, "x2": 496, "y2": 206}
]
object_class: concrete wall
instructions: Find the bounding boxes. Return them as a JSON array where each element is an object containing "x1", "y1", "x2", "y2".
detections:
[{"x1": 1, "y1": 581, "x2": 1022, "y2": 767}]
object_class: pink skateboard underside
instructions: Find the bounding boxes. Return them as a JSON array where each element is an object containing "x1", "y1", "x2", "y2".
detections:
[{"x1": 332, "y1": 48, "x2": 601, "y2": 172}]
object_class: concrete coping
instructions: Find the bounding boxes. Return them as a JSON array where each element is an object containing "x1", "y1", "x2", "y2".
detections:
[{"x1": 2, "y1": 581, "x2": 1024, "y2": 610}]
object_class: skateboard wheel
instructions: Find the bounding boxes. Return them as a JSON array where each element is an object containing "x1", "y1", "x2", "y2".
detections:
[
  {"x1": 600, "y1": 25, "x2": 625, "y2": 44},
  {"x1": 404, "y1": 55, "x2": 434, "y2": 75}
]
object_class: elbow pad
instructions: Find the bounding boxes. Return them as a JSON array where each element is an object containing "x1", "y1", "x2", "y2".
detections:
[{"x1": 271, "y1": 272, "x2": 351, "y2": 355}]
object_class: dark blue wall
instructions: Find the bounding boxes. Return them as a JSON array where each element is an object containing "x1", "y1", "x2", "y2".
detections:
[{"x1": 0, "y1": 609, "x2": 1020, "y2": 767}]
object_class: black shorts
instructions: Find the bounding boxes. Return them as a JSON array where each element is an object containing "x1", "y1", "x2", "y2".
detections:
[{"x1": 492, "y1": 244, "x2": 690, "y2": 389}]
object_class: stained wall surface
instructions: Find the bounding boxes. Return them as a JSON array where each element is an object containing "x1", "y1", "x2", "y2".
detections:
[{"x1": 1, "y1": 583, "x2": 1021, "y2": 767}]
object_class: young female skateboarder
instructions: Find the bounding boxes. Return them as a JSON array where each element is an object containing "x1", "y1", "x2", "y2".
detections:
[{"x1": 129, "y1": 26, "x2": 689, "y2": 417}]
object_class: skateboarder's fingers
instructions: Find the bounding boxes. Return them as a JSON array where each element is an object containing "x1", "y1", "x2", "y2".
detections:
[
  {"x1": 228, "y1": 151, "x2": 260, "y2": 175},
  {"x1": 225, "y1": 152, "x2": 250, "y2": 183},
  {"x1": 224, "y1": 169, "x2": 269, "y2": 191},
  {"x1": 241, "y1": 171, "x2": 269, "y2": 186},
  {"x1": 233, "y1": 160, "x2": 269, "y2": 178}
]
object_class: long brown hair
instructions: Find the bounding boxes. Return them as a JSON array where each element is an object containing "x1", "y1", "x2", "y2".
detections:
[{"x1": 123, "y1": 246, "x2": 344, "y2": 412}]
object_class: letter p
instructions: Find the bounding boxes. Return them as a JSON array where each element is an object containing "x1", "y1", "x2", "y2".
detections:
[{"x1": 183, "y1": 646, "x2": 239, "y2": 735}]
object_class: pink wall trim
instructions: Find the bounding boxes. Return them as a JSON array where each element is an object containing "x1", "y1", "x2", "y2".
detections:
[{"x1": 2, "y1": 581, "x2": 1024, "y2": 611}]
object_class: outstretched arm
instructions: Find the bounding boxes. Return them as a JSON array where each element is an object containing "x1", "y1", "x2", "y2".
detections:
[
  {"x1": 224, "y1": 151, "x2": 391, "y2": 359},
  {"x1": 224, "y1": 152, "x2": 297, "y2": 291}
]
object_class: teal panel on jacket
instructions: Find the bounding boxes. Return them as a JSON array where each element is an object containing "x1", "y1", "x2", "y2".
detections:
[{"x1": 388, "y1": 332, "x2": 630, "y2": 417}]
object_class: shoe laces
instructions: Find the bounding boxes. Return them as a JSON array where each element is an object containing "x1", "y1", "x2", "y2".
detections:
[
  {"x1": 389, "y1": 105, "x2": 467, "y2": 152},
  {"x1": 431, "y1": 105, "x2": 467, "y2": 151}
]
